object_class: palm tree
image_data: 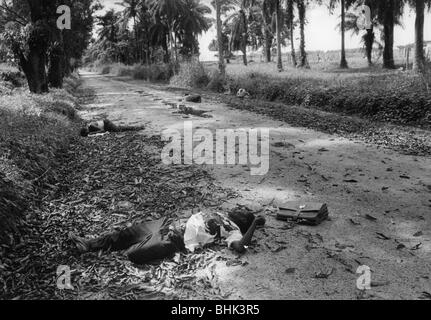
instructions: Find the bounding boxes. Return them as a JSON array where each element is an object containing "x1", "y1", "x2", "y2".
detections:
[
  {"x1": 261, "y1": 0, "x2": 274, "y2": 62},
  {"x1": 413, "y1": 0, "x2": 425, "y2": 72},
  {"x1": 148, "y1": 0, "x2": 186, "y2": 63},
  {"x1": 329, "y1": 0, "x2": 356, "y2": 69},
  {"x1": 339, "y1": 0, "x2": 348, "y2": 68},
  {"x1": 214, "y1": 0, "x2": 226, "y2": 75},
  {"x1": 117, "y1": 0, "x2": 140, "y2": 62},
  {"x1": 136, "y1": 3, "x2": 152, "y2": 64},
  {"x1": 297, "y1": 0, "x2": 308, "y2": 68},
  {"x1": 149, "y1": 14, "x2": 170, "y2": 62},
  {"x1": 177, "y1": 0, "x2": 212, "y2": 58},
  {"x1": 375, "y1": 0, "x2": 404, "y2": 69},
  {"x1": 225, "y1": 1, "x2": 249, "y2": 65},
  {"x1": 410, "y1": 0, "x2": 431, "y2": 73},
  {"x1": 274, "y1": 0, "x2": 283, "y2": 71},
  {"x1": 286, "y1": 0, "x2": 297, "y2": 67},
  {"x1": 342, "y1": 2, "x2": 403, "y2": 68}
]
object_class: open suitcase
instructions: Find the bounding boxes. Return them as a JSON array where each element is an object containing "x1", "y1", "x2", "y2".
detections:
[{"x1": 276, "y1": 202, "x2": 329, "y2": 226}]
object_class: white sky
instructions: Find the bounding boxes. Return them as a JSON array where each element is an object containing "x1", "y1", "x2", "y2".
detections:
[{"x1": 99, "y1": 0, "x2": 431, "y2": 61}]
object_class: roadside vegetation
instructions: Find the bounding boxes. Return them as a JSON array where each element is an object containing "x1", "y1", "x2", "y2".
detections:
[
  {"x1": 0, "y1": 67, "x2": 82, "y2": 244},
  {"x1": 89, "y1": 58, "x2": 431, "y2": 129}
]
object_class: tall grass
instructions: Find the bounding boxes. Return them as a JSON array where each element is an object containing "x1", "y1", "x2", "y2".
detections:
[{"x1": 0, "y1": 74, "x2": 81, "y2": 244}]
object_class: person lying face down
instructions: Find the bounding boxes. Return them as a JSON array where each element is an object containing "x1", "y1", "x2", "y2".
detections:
[
  {"x1": 69, "y1": 211, "x2": 265, "y2": 265},
  {"x1": 80, "y1": 119, "x2": 145, "y2": 137}
]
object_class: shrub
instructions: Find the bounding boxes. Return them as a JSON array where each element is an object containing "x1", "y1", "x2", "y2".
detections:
[
  {"x1": 206, "y1": 71, "x2": 227, "y2": 93},
  {"x1": 101, "y1": 65, "x2": 111, "y2": 74},
  {"x1": 132, "y1": 63, "x2": 176, "y2": 82},
  {"x1": 170, "y1": 62, "x2": 210, "y2": 88}
]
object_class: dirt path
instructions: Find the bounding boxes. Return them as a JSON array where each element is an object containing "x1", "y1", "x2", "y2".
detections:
[{"x1": 78, "y1": 71, "x2": 431, "y2": 300}]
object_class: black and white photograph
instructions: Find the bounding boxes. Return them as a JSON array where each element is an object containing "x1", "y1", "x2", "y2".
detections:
[{"x1": 0, "y1": 0, "x2": 430, "y2": 305}]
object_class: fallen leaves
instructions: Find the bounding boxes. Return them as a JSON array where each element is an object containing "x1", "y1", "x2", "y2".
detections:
[
  {"x1": 314, "y1": 268, "x2": 334, "y2": 279},
  {"x1": 0, "y1": 132, "x2": 236, "y2": 300}
]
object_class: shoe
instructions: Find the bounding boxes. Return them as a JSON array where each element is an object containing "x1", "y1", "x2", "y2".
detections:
[{"x1": 68, "y1": 232, "x2": 89, "y2": 253}]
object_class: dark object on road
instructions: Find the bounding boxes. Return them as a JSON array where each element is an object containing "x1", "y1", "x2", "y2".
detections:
[
  {"x1": 176, "y1": 105, "x2": 211, "y2": 118},
  {"x1": 276, "y1": 202, "x2": 329, "y2": 226},
  {"x1": 184, "y1": 94, "x2": 202, "y2": 103},
  {"x1": 80, "y1": 119, "x2": 144, "y2": 137}
]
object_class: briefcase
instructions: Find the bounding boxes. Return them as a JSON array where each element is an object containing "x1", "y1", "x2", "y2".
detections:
[{"x1": 276, "y1": 202, "x2": 329, "y2": 226}]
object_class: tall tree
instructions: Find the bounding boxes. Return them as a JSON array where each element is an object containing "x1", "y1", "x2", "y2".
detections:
[
  {"x1": 329, "y1": 0, "x2": 355, "y2": 69},
  {"x1": 214, "y1": 0, "x2": 226, "y2": 75},
  {"x1": 226, "y1": 1, "x2": 250, "y2": 66},
  {"x1": 274, "y1": 0, "x2": 283, "y2": 71},
  {"x1": 0, "y1": 0, "x2": 56, "y2": 93},
  {"x1": 261, "y1": 0, "x2": 274, "y2": 62},
  {"x1": 374, "y1": 0, "x2": 403, "y2": 69},
  {"x1": 177, "y1": 0, "x2": 213, "y2": 58},
  {"x1": 286, "y1": 0, "x2": 297, "y2": 67},
  {"x1": 339, "y1": 0, "x2": 348, "y2": 68},
  {"x1": 148, "y1": 0, "x2": 186, "y2": 63},
  {"x1": 381, "y1": 0, "x2": 396, "y2": 69},
  {"x1": 411, "y1": 0, "x2": 430, "y2": 73},
  {"x1": 117, "y1": 0, "x2": 140, "y2": 62},
  {"x1": 297, "y1": 0, "x2": 308, "y2": 68}
]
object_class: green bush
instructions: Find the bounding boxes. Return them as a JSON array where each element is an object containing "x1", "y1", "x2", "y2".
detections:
[
  {"x1": 206, "y1": 70, "x2": 226, "y2": 93},
  {"x1": 170, "y1": 62, "x2": 210, "y2": 88},
  {"x1": 133, "y1": 63, "x2": 177, "y2": 82}
]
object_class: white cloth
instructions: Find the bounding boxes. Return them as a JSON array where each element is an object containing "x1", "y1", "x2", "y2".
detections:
[{"x1": 184, "y1": 212, "x2": 243, "y2": 252}]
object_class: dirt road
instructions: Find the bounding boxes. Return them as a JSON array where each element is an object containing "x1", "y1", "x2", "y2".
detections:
[{"x1": 78, "y1": 71, "x2": 431, "y2": 300}]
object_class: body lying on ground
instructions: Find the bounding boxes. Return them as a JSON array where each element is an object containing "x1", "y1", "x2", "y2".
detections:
[
  {"x1": 80, "y1": 119, "x2": 144, "y2": 137},
  {"x1": 69, "y1": 211, "x2": 265, "y2": 265}
]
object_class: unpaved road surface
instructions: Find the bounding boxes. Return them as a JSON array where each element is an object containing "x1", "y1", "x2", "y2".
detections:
[{"x1": 78, "y1": 71, "x2": 431, "y2": 300}]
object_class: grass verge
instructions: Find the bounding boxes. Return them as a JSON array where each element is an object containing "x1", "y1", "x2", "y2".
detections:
[{"x1": 0, "y1": 73, "x2": 82, "y2": 244}]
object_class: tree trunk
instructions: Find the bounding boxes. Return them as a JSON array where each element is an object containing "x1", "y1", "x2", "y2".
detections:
[
  {"x1": 163, "y1": 34, "x2": 170, "y2": 63},
  {"x1": 241, "y1": 10, "x2": 248, "y2": 66},
  {"x1": 275, "y1": 0, "x2": 283, "y2": 71},
  {"x1": 297, "y1": 0, "x2": 308, "y2": 68},
  {"x1": 242, "y1": 45, "x2": 248, "y2": 66},
  {"x1": 16, "y1": 2, "x2": 51, "y2": 93},
  {"x1": 340, "y1": 0, "x2": 348, "y2": 69},
  {"x1": 215, "y1": 0, "x2": 226, "y2": 76},
  {"x1": 364, "y1": 28, "x2": 375, "y2": 67},
  {"x1": 167, "y1": 21, "x2": 176, "y2": 63},
  {"x1": 22, "y1": 50, "x2": 49, "y2": 93},
  {"x1": 413, "y1": 0, "x2": 425, "y2": 73},
  {"x1": 48, "y1": 43, "x2": 64, "y2": 88},
  {"x1": 17, "y1": 27, "x2": 49, "y2": 93},
  {"x1": 262, "y1": 1, "x2": 272, "y2": 62},
  {"x1": 287, "y1": 0, "x2": 297, "y2": 67},
  {"x1": 383, "y1": 0, "x2": 396, "y2": 69}
]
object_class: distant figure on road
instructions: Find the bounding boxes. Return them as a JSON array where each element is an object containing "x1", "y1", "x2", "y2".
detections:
[{"x1": 80, "y1": 119, "x2": 144, "y2": 137}]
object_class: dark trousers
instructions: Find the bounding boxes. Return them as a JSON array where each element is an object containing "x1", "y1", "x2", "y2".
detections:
[{"x1": 86, "y1": 218, "x2": 176, "y2": 264}]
